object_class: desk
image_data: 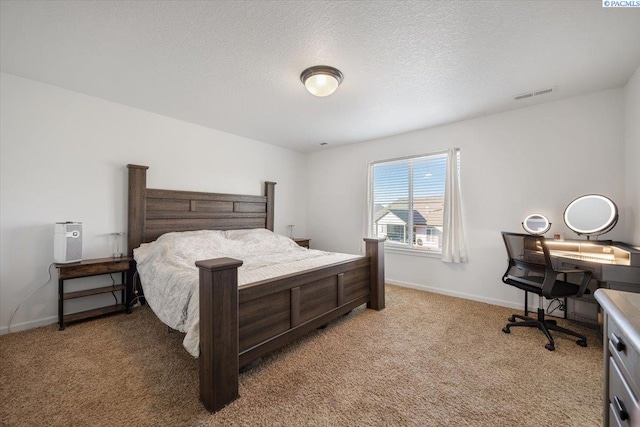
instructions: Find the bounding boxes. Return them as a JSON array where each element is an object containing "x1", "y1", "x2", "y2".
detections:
[
  {"x1": 522, "y1": 240, "x2": 640, "y2": 323},
  {"x1": 548, "y1": 240, "x2": 640, "y2": 291}
]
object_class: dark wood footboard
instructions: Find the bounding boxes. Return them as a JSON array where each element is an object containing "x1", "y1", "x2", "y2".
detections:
[{"x1": 195, "y1": 237, "x2": 385, "y2": 413}]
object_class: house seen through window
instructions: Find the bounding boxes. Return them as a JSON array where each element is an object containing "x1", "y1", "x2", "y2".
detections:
[{"x1": 371, "y1": 151, "x2": 456, "y2": 252}]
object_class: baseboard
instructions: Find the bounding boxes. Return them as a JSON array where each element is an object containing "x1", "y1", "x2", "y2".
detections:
[
  {"x1": 0, "y1": 315, "x2": 58, "y2": 335},
  {"x1": 386, "y1": 279, "x2": 525, "y2": 311}
]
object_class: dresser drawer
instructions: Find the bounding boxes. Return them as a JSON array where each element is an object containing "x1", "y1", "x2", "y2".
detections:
[
  {"x1": 610, "y1": 402, "x2": 625, "y2": 427},
  {"x1": 609, "y1": 317, "x2": 640, "y2": 396},
  {"x1": 609, "y1": 357, "x2": 639, "y2": 427}
]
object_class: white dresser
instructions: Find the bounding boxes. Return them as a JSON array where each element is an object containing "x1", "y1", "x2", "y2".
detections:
[{"x1": 594, "y1": 289, "x2": 640, "y2": 427}]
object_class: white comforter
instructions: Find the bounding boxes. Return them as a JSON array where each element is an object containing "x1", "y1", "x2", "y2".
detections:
[{"x1": 134, "y1": 229, "x2": 360, "y2": 356}]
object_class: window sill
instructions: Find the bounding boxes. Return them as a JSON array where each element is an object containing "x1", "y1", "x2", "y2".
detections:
[{"x1": 384, "y1": 245, "x2": 442, "y2": 259}]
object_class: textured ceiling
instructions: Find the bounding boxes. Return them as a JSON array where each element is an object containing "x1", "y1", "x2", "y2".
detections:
[{"x1": 2, "y1": 1, "x2": 640, "y2": 152}]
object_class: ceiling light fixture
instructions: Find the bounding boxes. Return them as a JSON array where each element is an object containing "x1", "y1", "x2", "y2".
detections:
[{"x1": 300, "y1": 66, "x2": 343, "y2": 97}]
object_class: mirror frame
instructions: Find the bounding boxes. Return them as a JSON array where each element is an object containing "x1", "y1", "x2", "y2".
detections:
[
  {"x1": 522, "y1": 213, "x2": 551, "y2": 235},
  {"x1": 563, "y1": 194, "x2": 618, "y2": 237}
]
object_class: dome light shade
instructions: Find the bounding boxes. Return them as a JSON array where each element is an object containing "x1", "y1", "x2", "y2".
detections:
[{"x1": 300, "y1": 66, "x2": 343, "y2": 97}]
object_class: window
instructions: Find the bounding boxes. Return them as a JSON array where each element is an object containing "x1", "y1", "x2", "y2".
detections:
[{"x1": 370, "y1": 151, "x2": 458, "y2": 252}]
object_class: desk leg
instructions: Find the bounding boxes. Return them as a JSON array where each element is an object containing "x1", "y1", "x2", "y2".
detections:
[
  {"x1": 58, "y1": 278, "x2": 64, "y2": 330},
  {"x1": 524, "y1": 291, "x2": 529, "y2": 316},
  {"x1": 563, "y1": 273, "x2": 568, "y2": 319}
]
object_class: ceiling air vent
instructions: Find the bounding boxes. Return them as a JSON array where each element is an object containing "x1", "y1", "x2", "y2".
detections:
[{"x1": 514, "y1": 86, "x2": 557, "y2": 101}]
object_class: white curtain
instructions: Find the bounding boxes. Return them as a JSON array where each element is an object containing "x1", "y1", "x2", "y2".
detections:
[
  {"x1": 441, "y1": 148, "x2": 468, "y2": 263},
  {"x1": 362, "y1": 162, "x2": 374, "y2": 254}
]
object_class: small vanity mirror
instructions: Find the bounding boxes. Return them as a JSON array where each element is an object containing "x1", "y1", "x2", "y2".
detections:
[
  {"x1": 564, "y1": 194, "x2": 618, "y2": 237},
  {"x1": 522, "y1": 213, "x2": 551, "y2": 235}
]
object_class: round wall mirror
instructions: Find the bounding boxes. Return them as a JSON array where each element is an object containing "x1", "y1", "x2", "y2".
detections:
[
  {"x1": 522, "y1": 213, "x2": 551, "y2": 235},
  {"x1": 564, "y1": 194, "x2": 618, "y2": 237}
]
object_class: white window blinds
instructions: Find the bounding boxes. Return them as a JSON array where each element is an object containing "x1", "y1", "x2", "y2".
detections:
[{"x1": 371, "y1": 152, "x2": 450, "y2": 251}]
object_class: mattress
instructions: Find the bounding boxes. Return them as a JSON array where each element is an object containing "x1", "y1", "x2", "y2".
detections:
[{"x1": 134, "y1": 228, "x2": 360, "y2": 356}]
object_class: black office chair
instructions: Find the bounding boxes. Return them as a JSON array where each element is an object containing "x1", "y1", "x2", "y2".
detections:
[{"x1": 500, "y1": 232, "x2": 593, "y2": 351}]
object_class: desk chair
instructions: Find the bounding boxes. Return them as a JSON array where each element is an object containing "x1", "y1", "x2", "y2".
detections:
[{"x1": 500, "y1": 232, "x2": 593, "y2": 351}]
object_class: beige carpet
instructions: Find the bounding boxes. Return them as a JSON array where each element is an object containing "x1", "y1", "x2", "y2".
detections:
[{"x1": 0, "y1": 285, "x2": 602, "y2": 427}]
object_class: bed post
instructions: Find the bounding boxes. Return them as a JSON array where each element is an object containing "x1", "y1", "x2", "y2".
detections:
[
  {"x1": 127, "y1": 164, "x2": 149, "y2": 256},
  {"x1": 364, "y1": 237, "x2": 386, "y2": 311},
  {"x1": 127, "y1": 164, "x2": 149, "y2": 308},
  {"x1": 265, "y1": 181, "x2": 276, "y2": 231},
  {"x1": 195, "y1": 257, "x2": 243, "y2": 413}
]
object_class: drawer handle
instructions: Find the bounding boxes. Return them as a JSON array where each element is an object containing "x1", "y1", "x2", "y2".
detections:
[
  {"x1": 611, "y1": 334, "x2": 626, "y2": 352},
  {"x1": 614, "y1": 396, "x2": 629, "y2": 421}
]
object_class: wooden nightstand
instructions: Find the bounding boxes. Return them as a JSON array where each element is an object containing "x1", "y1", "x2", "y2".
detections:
[
  {"x1": 293, "y1": 238, "x2": 311, "y2": 248},
  {"x1": 55, "y1": 257, "x2": 132, "y2": 330}
]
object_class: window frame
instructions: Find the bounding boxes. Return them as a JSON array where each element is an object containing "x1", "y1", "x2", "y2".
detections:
[{"x1": 369, "y1": 149, "x2": 458, "y2": 255}]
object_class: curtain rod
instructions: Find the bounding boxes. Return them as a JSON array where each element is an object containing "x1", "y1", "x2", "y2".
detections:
[{"x1": 369, "y1": 148, "x2": 460, "y2": 166}]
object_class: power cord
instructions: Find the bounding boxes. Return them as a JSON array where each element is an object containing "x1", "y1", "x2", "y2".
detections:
[
  {"x1": 546, "y1": 298, "x2": 565, "y2": 316},
  {"x1": 7, "y1": 262, "x2": 55, "y2": 333},
  {"x1": 109, "y1": 273, "x2": 118, "y2": 304},
  {"x1": 128, "y1": 271, "x2": 144, "y2": 308}
]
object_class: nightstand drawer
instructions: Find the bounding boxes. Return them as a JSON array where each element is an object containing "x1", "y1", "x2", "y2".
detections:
[
  {"x1": 293, "y1": 238, "x2": 310, "y2": 248},
  {"x1": 58, "y1": 259, "x2": 131, "y2": 279}
]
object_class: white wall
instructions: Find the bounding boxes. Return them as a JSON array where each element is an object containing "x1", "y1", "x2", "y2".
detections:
[
  {"x1": 624, "y1": 65, "x2": 640, "y2": 244},
  {"x1": 0, "y1": 72, "x2": 308, "y2": 333},
  {"x1": 307, "y1": 89, "x2": 626, "y2": 309},
  {"x1": 2, "y1": 69, "x2": 634, "y2": 334}
]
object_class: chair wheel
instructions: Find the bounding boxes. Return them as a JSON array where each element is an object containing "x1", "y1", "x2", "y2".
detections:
[
  {"x1": 545, "y1": 343, "x2": 555, "y2": 351},
  {"x1": 508, "y1": 315, "x2": 516, "y2": 322},
  {"x1": 577, "y1": 339, "x2": 587, "y2": 347},
  {"x1": 502, "y1": 326, "x2": 510, "y2": 334}
]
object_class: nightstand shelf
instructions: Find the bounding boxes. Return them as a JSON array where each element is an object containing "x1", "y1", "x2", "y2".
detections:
[
  {"x1": 63, "y1": 284, "x2": 126, "y2": 300},
  {"x1": 56, "y1": 257, "x2": 132, "y2": 330},
  {"x1": 64, "y1": 304, "x2": 128, "y2": 324}
]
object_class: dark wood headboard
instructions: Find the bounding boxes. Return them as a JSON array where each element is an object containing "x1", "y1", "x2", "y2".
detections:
[{"x1": 127, "y1": 164, "x2": 276, "y2": 256}]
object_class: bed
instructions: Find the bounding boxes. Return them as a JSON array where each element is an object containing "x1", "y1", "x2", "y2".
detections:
[{"x1": 126, "y1": 164, "x2": 386, "y2": 413}]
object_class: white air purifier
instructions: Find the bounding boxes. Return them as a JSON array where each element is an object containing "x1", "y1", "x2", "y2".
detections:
[{"x1": 54, "y1": 222, "x2": 83, "y2": 263}]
